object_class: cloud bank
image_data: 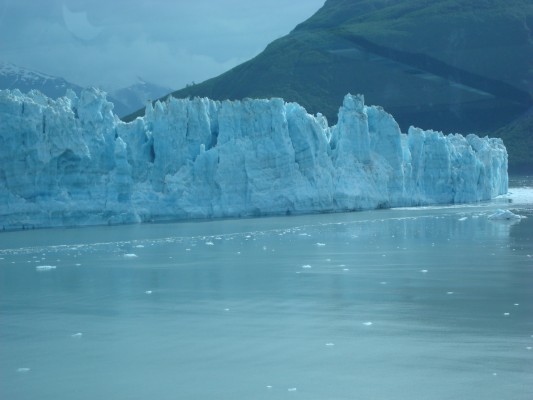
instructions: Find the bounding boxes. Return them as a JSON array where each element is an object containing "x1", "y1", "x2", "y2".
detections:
[{"x1": 0, "y1": 0, "x2": 324, "y2": 90}]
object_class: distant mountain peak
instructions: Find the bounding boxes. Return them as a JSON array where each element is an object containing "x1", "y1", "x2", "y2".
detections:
[
  {"x1": 0, "y1": 61, "x2": 81, "y2": 98},
  {"x1": 111, "y1": 80, "x2": 173, "y2": 112},
  {"x1": 134, "y1": 76, "x2": 147, "y2": 85},
  {"x1": 0, "y1": 61, "x2": 174, "y2": 118}
]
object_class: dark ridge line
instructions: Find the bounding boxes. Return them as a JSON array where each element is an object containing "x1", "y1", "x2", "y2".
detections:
[
  {"x1": 340, "y1": 33, "x2": 533, "y2": 107},
  {"x1": 122, "y1": 29, "x2": 532, "y2": 123}
]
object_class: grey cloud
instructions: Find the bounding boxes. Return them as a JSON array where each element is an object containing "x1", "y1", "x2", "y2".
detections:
[{"x1": 0, "y1": 0, "x2": 325, "y2": 90}]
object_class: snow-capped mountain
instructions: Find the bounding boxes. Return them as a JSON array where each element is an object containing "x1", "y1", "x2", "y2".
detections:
[
  {"x1": 0, "y1": 61, "x2": 84, "y2": 99},
  {"x1": 0, "y1": 62, "x2": 172, "y2": 117},
  {"x1": 111, "y1": 78, "x2": 172, "y2": 115}
]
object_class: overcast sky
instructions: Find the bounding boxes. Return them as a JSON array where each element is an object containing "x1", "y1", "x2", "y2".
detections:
[{"x1": 0, "y1": 0, "x2": 325, "y2": 90}]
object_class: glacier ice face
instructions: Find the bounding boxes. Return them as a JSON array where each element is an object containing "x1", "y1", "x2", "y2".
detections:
[{"x1": 0, "y1": 88, "x2": 508, "y2": 230}]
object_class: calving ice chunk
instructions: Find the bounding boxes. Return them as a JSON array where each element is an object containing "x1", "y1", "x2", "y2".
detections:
[{"x1": 0, "y1": 88, "x2": 508, "y2": 230}]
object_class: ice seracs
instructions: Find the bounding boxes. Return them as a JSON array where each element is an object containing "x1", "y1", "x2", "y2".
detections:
[{"x1": 0, "y1": 88, "x2": 508, "y2": 230}]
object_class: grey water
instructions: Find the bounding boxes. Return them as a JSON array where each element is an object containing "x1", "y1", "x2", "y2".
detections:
[{"x1": 1, "y1": 181, "x2": 532, "y2": 400}]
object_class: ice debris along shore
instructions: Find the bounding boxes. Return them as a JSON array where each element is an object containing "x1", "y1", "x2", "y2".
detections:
[{"x1": 0, "y1": 88, "x2": 508, "y2": 230}]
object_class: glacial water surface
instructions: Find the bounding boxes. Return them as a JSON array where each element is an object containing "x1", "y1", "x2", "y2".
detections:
[{"x1": 1, "y1": 178, "x2": 532, "y2": 400}]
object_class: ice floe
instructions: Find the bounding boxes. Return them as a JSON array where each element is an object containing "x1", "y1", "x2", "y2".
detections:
[{"x1": 36, "y1": 265, "x2": 56, "y2": 271}]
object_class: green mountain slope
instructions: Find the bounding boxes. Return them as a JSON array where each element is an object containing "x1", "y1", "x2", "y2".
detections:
[
  {"x1": 493, "y1": 107, "x2": 533, "y2": 172},
  {"x1": 125, "y1": 0, "x2": 533, "y2": 171}
]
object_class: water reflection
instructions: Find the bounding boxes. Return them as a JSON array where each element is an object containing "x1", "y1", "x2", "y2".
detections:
[{"x1": 1, "y1": 196, "x2": 532, "y2": 400}]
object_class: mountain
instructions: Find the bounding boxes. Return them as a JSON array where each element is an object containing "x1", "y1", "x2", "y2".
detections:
[
  {"x1": 125, "y1": 0, "x2": 533, "y2": 171},
  {"x1": 493, "y1": 107, "x2": 533, "y2": 172},
  {"x1": 0, "y1": 61, "x2": 129, "y2": 116},
  {"x1": 111, "y1": 79, "x2": 173, "y2": 115},
  {"x1": 0, "y1": 61, "x2": 84, "y2": 99},
  {"x1": 0, "y1": 62, "x2": 168, "y2": 117}
]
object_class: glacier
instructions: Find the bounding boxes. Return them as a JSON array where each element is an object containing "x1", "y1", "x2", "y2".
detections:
[{"x1": 0, "y1": 88, "x2": 508, "y2": 230}]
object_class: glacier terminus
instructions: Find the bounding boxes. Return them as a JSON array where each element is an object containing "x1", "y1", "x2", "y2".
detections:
[{"x1": 0, "y1": 88, "x2": 508, "y2": 230}]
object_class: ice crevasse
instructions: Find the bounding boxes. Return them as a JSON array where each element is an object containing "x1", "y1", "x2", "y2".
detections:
[{"x1": 0, "y1": 88, "x2": 508, "y2": 230}]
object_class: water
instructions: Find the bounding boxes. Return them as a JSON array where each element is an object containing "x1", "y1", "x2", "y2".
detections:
[{"x1": 1, "y1": 181, "x2": 532, "y2": 400}]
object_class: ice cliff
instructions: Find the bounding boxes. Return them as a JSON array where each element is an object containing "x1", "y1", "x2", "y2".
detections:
[{"x1": 0, "y1": 88, "x2": 508, "y2": 230}]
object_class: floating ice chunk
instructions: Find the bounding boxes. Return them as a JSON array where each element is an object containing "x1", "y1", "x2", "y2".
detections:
[
  {"x1": 124, "y1": 253, "x2": 138, "y2": 258},
  {"x1": 71, "y1": 332, "x2": 83, "y2": 338},
  {"x1": 362, "y1": 322, "x2": 373, "y2": 326},
  {"x1": 447, "y1": 291, "x2": 454, "y2": 295},
  {"x1": 36, "y1": 265, "x2": 56, "y2": 271},
  {"x1": 205, "y1": 242, "x2": 214, "y2": 246},
  {"x1": 514, "y1": 303, "x2": 519, "y2": 306},
  {"x1": 420, "y1": 269, "x2": 428, "y2": 273},
  {"x1": 75, "y1": 263, "x2": 81, "y2": 266},
  {"x1": 266, "y1": 385, "x2": 272, "y2": 389},
  {"x1": 458, "y1": 217, "x2": 468, "y2": 221},
  {"x1": 527, "y1": 347, "x2": 532, "y2": 350},
  {"x1": 301, "y1": 264, "x2": 312, "y2": 269},
  {"x1": 488, "y1": 209, "x2": 524, "y2": 221},
  {"x1": 135, "y1": 245, "x2": 145, "y2": 248},
  {"x1": 315, "y1": 243, "x2": 326, "y2": 246},
  {"x1": 325, "y1": 343, "x2": 335, "y2": 346},
  {"x1": 224, "y1": 308, "x2": 230, "y2": 311},
  {"x1": 380, "y1": 281, "x2": 387, "y2": 285},
  {"x1": 503, "y1": 312, "x2": 510, "y2": 316},
  {"x1": 288, "y1": 388, "x2": 297, "y2": 392},
  {"x1": 145, "y1": 290, "x2": 152, "y2": 295},
  {"x1": 17, "y1": 367, "x2": 30, "y2": 373}
]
